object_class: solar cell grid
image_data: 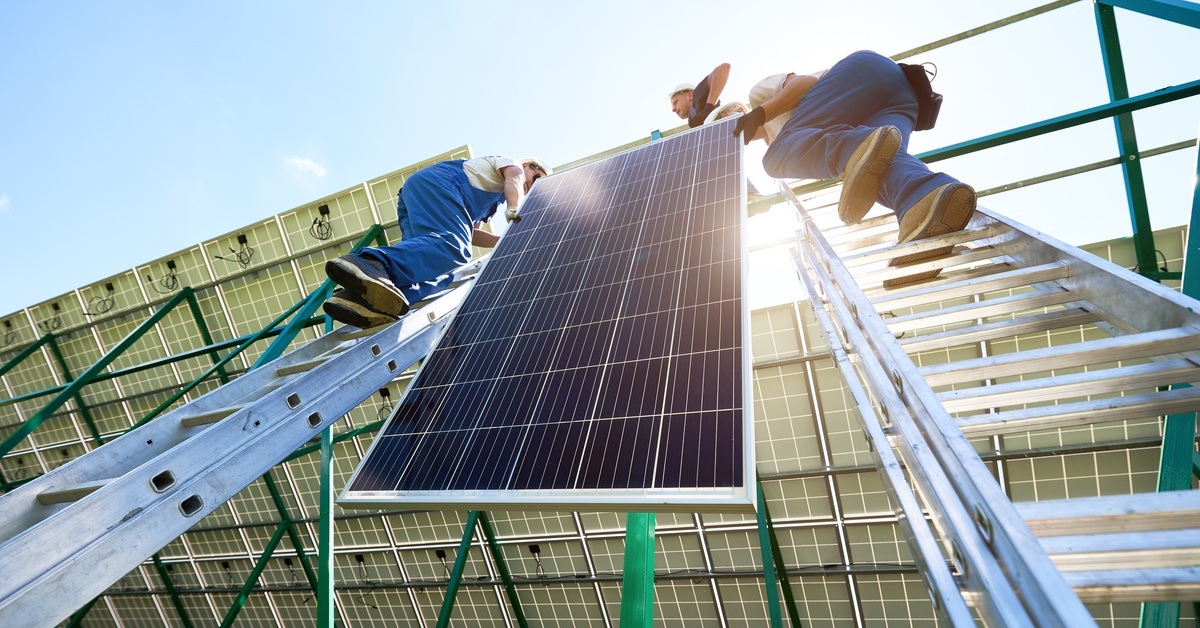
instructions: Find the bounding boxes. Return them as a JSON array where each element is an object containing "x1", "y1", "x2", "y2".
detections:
[{"x1": 342, "y1": 119, "x2": 752, "y2": 511}]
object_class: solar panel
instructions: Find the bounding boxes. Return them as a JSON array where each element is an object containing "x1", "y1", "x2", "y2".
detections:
[{"x1": 340, "y1": 119, "x2": 752, "y2": 512}]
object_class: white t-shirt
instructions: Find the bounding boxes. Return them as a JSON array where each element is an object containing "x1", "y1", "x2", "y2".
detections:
[
  {"x1": 748, "y1": 70, "x2": 827, "y2": 144},
  {"x1": 462, "y1": 156, "x2": 519, "y2": 193}
]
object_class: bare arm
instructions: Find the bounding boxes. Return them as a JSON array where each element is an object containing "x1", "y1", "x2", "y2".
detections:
[
  {"x1": 704, "y1": 62, "x2": 731, "y2": 106},
  {"x1": 472, "y1": 227, "x2": 500, "y2": 248},
  {"x1": 760, "y1": 73, "x2": 818, "y2": 124},
  {"x1": 500, "y1": 164, "x2": 526, "y2": 210}
]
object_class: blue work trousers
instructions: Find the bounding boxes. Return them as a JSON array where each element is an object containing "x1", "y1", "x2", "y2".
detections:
[
  {"x1": 356, "y1": 160, "x2": 502, "y2": 304},
  {"x1": 761, "y1": 50, "x2": 957, "y2": 219}
]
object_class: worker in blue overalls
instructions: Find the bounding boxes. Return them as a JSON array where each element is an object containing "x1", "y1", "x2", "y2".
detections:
[
  {"x1": 732, "y1": 50, "x2": 977, "y2": 287},
  {"x1": 323, "y1": 156, "x2": 551, "y2": 328}
]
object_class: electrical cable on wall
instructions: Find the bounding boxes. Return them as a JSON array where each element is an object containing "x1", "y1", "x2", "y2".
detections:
[
  {"x1": 310, "y1": 203, "x2": 333, "y2": 241},
  {"x1": 376, "y1": 387, "x2": 392, "y2": 420},
  {"x1": 214, "y1": 234, "x2": 254, "y2": 268},
  {"x1": 148, "y1": 260, "x2": 180, "y2": 295},
  {"x1": 85, "y1": 283, "x2": 116, "y2": 317},
  {"x1": 1, "y1": 321, "x2": 16, "y2": 347}
]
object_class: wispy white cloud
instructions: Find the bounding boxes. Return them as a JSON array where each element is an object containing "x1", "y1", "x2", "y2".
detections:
[
  {"x1": 0, "y1": 194, "x2": 9, "y2": 215},
  {"x1": 285, "y1": 156, "x2": 327, "y2": 178}
]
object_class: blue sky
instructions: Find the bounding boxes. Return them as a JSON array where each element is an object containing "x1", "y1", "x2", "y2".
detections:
[{"x1": 1, "y1": 1, "x2": 1197, "y2": 317}]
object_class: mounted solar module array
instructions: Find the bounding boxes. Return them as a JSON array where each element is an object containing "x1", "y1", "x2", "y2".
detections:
[{"x1": 341, "y1": 119, "x2": 752, "y2": 512}]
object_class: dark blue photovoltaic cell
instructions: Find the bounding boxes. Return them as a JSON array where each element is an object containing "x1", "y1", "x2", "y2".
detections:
[{"x1": 348, "y1": 119, "x2": 745, "y2": 502}]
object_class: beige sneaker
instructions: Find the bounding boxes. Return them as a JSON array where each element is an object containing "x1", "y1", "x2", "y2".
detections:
[
  {"x1": 837, "y1": 126, "x2": 902, "y2": 224},
  {"x1": 883, "y1": 182, "x2": 977, "y2": 288}
]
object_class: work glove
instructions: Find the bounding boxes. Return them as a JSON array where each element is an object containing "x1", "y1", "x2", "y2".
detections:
[
  {"x1": 732, "y1": 107, "x2": 766, "y2": 145},
  {"x1": 505, "y1": 207, "x2": 521, "y2": 223},
  {"x1": 688, "y1": 102, "x2": 717, "y2": 128}
]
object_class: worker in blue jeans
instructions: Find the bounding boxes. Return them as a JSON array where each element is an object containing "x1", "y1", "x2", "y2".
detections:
[
  {"x1": 733, "y1": 50, "x2": 976, "y2": 287},
  {"x1": 323, "y1": 156, "x2": 550, "y2": 328}
]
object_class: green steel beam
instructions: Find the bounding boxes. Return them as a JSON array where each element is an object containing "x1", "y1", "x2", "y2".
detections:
[
  {"x1": 263, "y1": 471, "x2": 320, "y2": 592},
  {"x1": 478, "y1": 511, "x2": 530, "y2": 628},
  {"x1": 184, "y1": 290, "x2": 231, "y2": 385},
  {"x1": 438, "y1": 510, "x2": 482, "y2": 628},
  {"x1": 619, "y1": 512, "x2": 657, "y2": 628},
  {"x1": 1184, "y1": 126, "x2": 1200, "y2": 298},
  {"x1": 0, "y1": 332, "x2": 53, "y2": 380},
  {"x1": 754, "y1": 484, "x2": 785, "y2": 628},
  {"x1": 152, "y1": 553, "x2": 195, "y2": 628},
  {"x1": 44, "y1": 335, "x2": 103, "y2": 447},
  {"x1": 220, "y1": 520, "x2": 289, "y2": 627},
  {"x1": 1101, "y1": 0, "x2": 1200, "y2": 29},
  {"x1": 1096, "y1": 2, "x2": 1160, "y2": 278},
  {"x1": 891, "y1": 0, "x2": 1081, "y2": 60},
  {"x1": 0, "y1": 288, "x2": 194, "y2": 461},
  {"x1": 317, "y1": 426, "x2": 335, "y2": 628},
  {"x1": 64, "y1": 597, "x2": 98, "y2": 628},
  {"x1": 758, "y1": 479, "x2": 803, "y2": 628}
]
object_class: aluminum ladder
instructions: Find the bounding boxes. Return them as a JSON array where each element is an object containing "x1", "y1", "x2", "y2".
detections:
[
  {"x1": 0, "y1": 279, "x2": 472, "y2": 628},
  {"x1": 785, "y1": 184, "x2": 1200, "y2": 627}
]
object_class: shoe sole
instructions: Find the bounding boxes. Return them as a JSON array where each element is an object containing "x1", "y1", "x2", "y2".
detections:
[
  {"x1": 838, "y1": 127, "x2": 902, "y2": 224},
  {"x1": 325, "y1": 258, "x2": 409, "y2": 316},
  {"x1": 322, "y1": 297, "x2": 396, "y2": 329},
  {"x1": 884, "y1": 184, "x2": 977, "y2": 288}
]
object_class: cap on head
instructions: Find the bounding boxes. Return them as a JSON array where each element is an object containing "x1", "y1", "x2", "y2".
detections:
[
  {"x1": 667, "y1": 83, "x2": 695, "y2": 105},
  {"x1": 523, "y1": 158, "x2": 552, "y2": 177}
]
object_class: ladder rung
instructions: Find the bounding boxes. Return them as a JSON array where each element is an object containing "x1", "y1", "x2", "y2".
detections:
[
  {"x1": 37, "y1": 479, "x2": 110, "y2": 505},
  {"x1": 1064, "y1": 567, "x2": 1200, "y2": 604},
  {"x1": 899, "y1": 308, "x2": 1102, "y2": 354},
  {"x1": 277, "y1": 357, "x2": 330, "y2": 376},
  {"x1": 1016, "y1": 490, "x2": 1200, "y2": 537},
  {"x1": 180, "y1": 406, "x2": 244, "y2": 428},
  {"x1": 1040, "y1": 529, "x2": 1200, "y2": 571},
  {"x1": 957, "y1": 385, "x2": 1200, "y2": 436},
  {"x1": 920, "y1": 325, "x2": 1200, "y2": 387},
  {"x1": 863, "y1": 263, "x2": 1013, "y2": 300},
  {"x1": 832, "y1": 229, "x2": 898, "y2": 254},
  {"x1": 822, "y1": 213, "x2": 896, "y2": 238},
  {"x1": 939, "y1": 359, "x2": 1200, "y2": 412},
  {"x1": 858, "y1": 246, "x2": 1000, "y2": 285},
  {"x1": 888, "y1": 289, "x2": 1080, "y2": 335},
  {"x1": 843, "y1": 226, "x2": 997, "y2": 268},
  {"x1": 872, "y1": 261, "x2": 1070, "y2": 311}
]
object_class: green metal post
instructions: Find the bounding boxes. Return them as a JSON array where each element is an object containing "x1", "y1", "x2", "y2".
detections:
[
  {"x1": 263, "y1": 471, "x2": 320, "y2": 592},
  {"x1": 437, "y1": 510, "x2": 482, "y2": 628},
  {"x1": 317, "y1": 426, "x2": 335, "y2": 628},
  {"x1": 619, "y1": 512, "x2": 656, "y2": 628},
  {"x1": 758, "y1": 478, "x2": 803, "y2": 628},
  {"x1": 0, "y1": 333, "x2": 53, "y2": 379},
  {"x1": 64, "y1": 597, "x2": 98, "y2": 627},
  {"x1": 44, "y1": 336, "x2": 104, "y2": 447},
  {"x1": 0, "y1": 288, "x2": 194, "y2": 460},
  {"x1": 220, "y1": 520, "x2": 289, "y2": 627},
  {"x1": 1095, "y1": 2, "x2": 1159, "y2": 277},
  {"x1": 184, "y1": 290, "x2": 231, "y2": 385},
  {"x1": 152, "y1": 553, "x2": 195, "y2": 628},
  {"x1": 754, "y1": 484, "x2": 785, "y2": 628},
  {"x1": 478, "y1": 511, "x2": 530, "y2": 628},
  {"x1": 1141, "y1": 123, "x2": 1200, "y2": 628}
]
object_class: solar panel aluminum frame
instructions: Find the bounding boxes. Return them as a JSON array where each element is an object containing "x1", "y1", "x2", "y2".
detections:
[{"x1": 339, "y1": 120, "x2": 754, "y2": 513}]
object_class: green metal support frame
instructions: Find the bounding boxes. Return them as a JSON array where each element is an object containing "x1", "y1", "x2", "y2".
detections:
[
  {"x1": 152, "y1": 553, "x2": 196, "y2": 628},
  {"x1": 478, "y1": 511, "x2": 530, "y2": 628},
  {"x1": 44, "y1": 336, "x2": 104, "y2": 448},
  {"x1": 317, "y1": 425, "x2": 335, "y2": 628},
  {"x1": 435, "y1": 511, "x2": 531, "y2": 628},
  {"x1": 619, "y1": 512, "x2": 656, "y2": 628},
  {"x1": 756, "y1": 478, "x2": 803, "y2": 628},
  {"x1": 438, "y1": 510, "x2": 482, "y2": 627},
  {"x1": 220, "y1": 520, "x2": 290, "y2": 627}
]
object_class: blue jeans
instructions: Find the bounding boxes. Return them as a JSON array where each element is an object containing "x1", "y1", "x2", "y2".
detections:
[
  {"x1": 761, "y1": 50, "x2": 957, "y2": 219},
  {"x1": 356, "y1": 161, "x2": 502, "y2": 304}
]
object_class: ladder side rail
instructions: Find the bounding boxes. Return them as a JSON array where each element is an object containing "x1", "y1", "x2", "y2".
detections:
[
  {"x1": 0, "y1": 286, "x2": 464, "y2": 627},
  {"x1": 785, "y1": 189, "x2": 1096, "y2": 626},
  {"x1": 789, "y1": 246, "x2": 977, "y2": 625},
  {"x1": 973, "y1": 206, "x2": 1200, "y2": 334}
]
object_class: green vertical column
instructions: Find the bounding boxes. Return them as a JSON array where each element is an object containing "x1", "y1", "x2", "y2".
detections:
[
  {"x1": 437, "y1": 510, "x2": 482, "y2": 628},
  {"x1": 317, "y1": 426, "x2": 335, "y2": 628},
  {"x1": 619, "y1": 512, "x2": 656, "y2": 628},
  {"x1": 152, "y1": 554, "x2": 195, "y2": 628},
  {"x1": 757, "y1": 478, "x2": 803, "y2": 628},
  {"x1": 754, "y1": 483, "x2": 784, "y2": 628},
  {"x1": 1141, "y1": 122, "x2": 1200, "y2": 628},
  {"x1": 184, "y1": 290, "x2": 231, "y2": 385},
  {"x1": 1095, "y1": 2, "x2": 1158, "y2": 277},
  {"x1": 477, "y1": 512, "x2": 530, "y2": 628}
]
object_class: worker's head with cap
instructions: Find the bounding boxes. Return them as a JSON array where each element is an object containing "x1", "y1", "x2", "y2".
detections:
[
  {"x1": 668, "y1": 83, "x2": 694, "y2": 120},
  {"x1": 521, "y1": 158, "x2": 552, "y2": 193}
]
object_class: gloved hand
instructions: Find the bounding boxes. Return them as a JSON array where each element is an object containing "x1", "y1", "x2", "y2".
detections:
[
  {"x1": 732, "y1": 107, "x2": 766, "y2": 145},
  {"x1": 688, "y1": 102, "x2": 717, "y2": 128},
  {"x1": 505, "y1": 207, "x2": 521, "y2": 223}
]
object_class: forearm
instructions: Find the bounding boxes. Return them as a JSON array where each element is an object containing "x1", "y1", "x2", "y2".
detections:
[
  {"x1": 761, "y1": 74, "x2": 818, "y2": 123},
  {"x1": 705, "y1": 62, "x2": 731, "y2": 105},
  {"x1": 472, "y1": 228, "x2": 500, "y2": 248}
]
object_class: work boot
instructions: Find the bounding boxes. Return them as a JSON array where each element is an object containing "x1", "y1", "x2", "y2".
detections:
[
  {"x1": 325, "y1": 255, "x2": 410, "y2": 316},
  {"x1": 837, "y1": 126, "x2": 902, "y2": 224},
  {"x1": 883, "y1": 182, "x2": 977, "y2": 288},
  {"x1": 322, "y1": 289, "x2": 400, "y2": 329}
]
